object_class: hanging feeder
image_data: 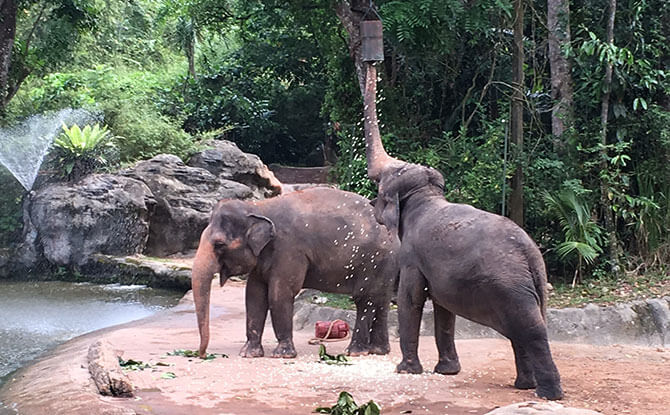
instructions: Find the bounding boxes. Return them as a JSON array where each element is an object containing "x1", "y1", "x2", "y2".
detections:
[{"x1": 360, "y1": 20, "x2": 384, "y2": 62}]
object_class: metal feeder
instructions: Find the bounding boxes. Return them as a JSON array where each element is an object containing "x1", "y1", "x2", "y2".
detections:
[{"x1": 360, "y1": 20, "x2": 384, "y2": 62}]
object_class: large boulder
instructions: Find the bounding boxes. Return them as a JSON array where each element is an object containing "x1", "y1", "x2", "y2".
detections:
[
  {"x1": 121, "y1": 154, "x2": 254, "y2": 256},
  {"x1": 188, "y1": 140, "x2": 282, "y2": 199},
  {"x1": 26, "y1": 174, "x2": 154, "y2": 266}
]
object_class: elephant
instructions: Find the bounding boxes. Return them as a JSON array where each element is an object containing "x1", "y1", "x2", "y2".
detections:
[
  {"x1": 359, "y1": 63, "x2": 563, "y2": 400},
  {"x1": 191, "y1": 187, "x2": 399, "y2": 359}
]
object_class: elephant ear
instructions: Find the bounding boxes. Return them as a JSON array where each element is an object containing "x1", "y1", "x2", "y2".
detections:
[
  {"x1": 375, "y1": 190, "x2": 400, "y2": 237},
  {"x1": 246, "y1": 214, "x2": 276, "y2": 256}
]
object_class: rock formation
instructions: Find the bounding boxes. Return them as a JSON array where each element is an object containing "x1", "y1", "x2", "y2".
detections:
[{"x1": 13, "y1": 140, "x2": 282, "y2": 276}]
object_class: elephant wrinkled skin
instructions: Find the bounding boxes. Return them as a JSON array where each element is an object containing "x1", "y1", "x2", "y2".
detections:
[{"x1": 192, "y1": 187, "x2": 398, "y2": 359}]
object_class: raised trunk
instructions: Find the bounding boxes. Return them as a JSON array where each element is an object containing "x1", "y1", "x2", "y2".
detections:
[
  {"x1": 191, "y1": 232, "x2": 219, "y2": 358},
  {"x1": 547, "y1": 0, "x2": 574, "y2": 145},
  {"x1": 509, "y1": 0, "x2": 525, "y2": 227},
  {"x1": 336, "y1": 1, "x2": 398, "y2": 180},
  {"x1": 363, "y1": 63, "x2": 395, "y2": 179}
]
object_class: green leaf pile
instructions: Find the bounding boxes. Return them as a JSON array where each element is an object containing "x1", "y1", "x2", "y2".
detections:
[
  {"x1": 167, "y1": 349, "x2": 228, "y2": 360},
  {"x1": 318, "y1": 345, "x2": 351, "y2": 365},
  {"x1": 315, "y1": 391, "x2": 381, "y2": 415},
  {"x1": 118, "y1": 357, "x2": 151, "y2": 371}
]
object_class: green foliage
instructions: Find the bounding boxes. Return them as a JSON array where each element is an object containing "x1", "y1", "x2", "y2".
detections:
[
  {"x1": 315, "y1": 391, "x2": 380, "y2": 415},
  {"x1": 103, "y1": 100, "x2": 195, "y2": 162},
  {"x1": 318, "y1": 345, "x2": 351, "y2": 365},
  {"x1": 0, "y1": 169, "x2": 24, "y2": 247},
  {"x1": 167, "y1": 349, "x2": 227, "y2": 360},
  {"x1": 544, "y1": 188, "x2": 604, "y2": 281},
  {"x1": 333, "y1": 127, "x2": 376, "y2": 198},
  {"x1": 118, "y1": 357, "x2": 151, "y2": 371},
  {"x1": 9, "y1": 64, "x2": 196, "y2": 162},
  {"x1": 53, "y1": 123, "x2": 117, "y2": 180}
]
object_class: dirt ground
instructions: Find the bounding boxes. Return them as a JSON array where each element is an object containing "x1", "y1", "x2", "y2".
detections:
[{"x1": 1, "y1": 281, "x2": 669, "y2": 415}]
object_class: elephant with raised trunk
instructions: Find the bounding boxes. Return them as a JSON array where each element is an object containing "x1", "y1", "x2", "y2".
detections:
[
  {"x1": 192, "y1": 187, "x2": 399, "y2": 359},
  {"x1": 360, "y1": 63, "x2": 563, "y2": 400}
]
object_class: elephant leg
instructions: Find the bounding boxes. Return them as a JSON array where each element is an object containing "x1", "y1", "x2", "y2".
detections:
[
  {"x1": 511, "y1": 340, "x2": 536, "y2": 389},
  {"x1": 433, "y1": 302, "x2": 461, "y2": 375},
  {"x1": 368, "y1": 300, "x2": 390, "y2": 355},
  {"x1": 347, "y1": 295, "x2": 373, "y2": 356},
  {"x1": 508, "y1": 310, "x2": 563, "y2": 400},
  {"x1": 267, "y1": 262, "x2": 306, "y2": 358},
  {"x1": 396, "y1": 266, "x2": 427, "y2": 374},
  {"x1": 240, "y1": 276, "x2": 267, "y2": 358},
  {"x1": 367, "y1": 257, "x2": 396, "y2": 355}
]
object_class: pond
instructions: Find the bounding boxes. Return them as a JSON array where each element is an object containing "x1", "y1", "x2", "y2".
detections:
[{"x1": 0, "y1": 280, "x2": 182, "y2": 388}]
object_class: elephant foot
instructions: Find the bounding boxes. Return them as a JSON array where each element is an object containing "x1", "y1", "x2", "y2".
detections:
[
  {"x1": 514, "y1": 375, "x2": 536, "y2": 390},
  {"x1": 271, "y1": 342, "x2": 297, "y2": 358},
  {"x1": 368, "y1": 343, "x2": 390, "y2": 356},
  {"x1": 535, "y1": 383, "x2": 564, "y2": 400},
  {"x1": 396, "y1": 359, "x2": 423, "y2": 374},
  {"x1": 346, "y1": 342, "x2": 370, "y2": 357},
  {"x1": 239, "y1": 341, "x2": 264, "y2": 358},
  {"x1": 434, "y1": 359, "x2": 461, "y2": 375}
]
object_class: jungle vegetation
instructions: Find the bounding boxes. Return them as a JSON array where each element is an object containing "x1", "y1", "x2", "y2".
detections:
[{"x1": 0, "y1": 0, "x2": 668, "y2": 287}]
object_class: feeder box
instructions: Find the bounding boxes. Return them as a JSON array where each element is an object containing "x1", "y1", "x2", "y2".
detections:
[{"x1": 360, "y1": 20, "x2": 384, "y2": 62}]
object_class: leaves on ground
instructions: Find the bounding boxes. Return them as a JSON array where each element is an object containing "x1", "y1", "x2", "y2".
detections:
[
  {"x1": 118, "y1": 357, "x2": 151, "y2": 371},
  {"x1": 160, "y1": 372, "x2": 177, "y2": 379},
  {"x1": 315, "y1": 391, "x2": 380, "y2": 415},
  {"x1": 318, "y1": 345, "x2": 351, "y2": 365},
  {"x1": 167, "y1": 349, "x2": 228, "y2": 360}
]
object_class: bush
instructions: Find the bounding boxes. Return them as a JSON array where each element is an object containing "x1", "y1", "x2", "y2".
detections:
[
  {"x1": 102, "y1": 101, "x2": 195, "y2": 162},
  {"x1": 53, "y1": 123, "x2": 117, "y2": 180},
  {"x1": 0, "y1": 168, "x2": 24, "y2": 247}
]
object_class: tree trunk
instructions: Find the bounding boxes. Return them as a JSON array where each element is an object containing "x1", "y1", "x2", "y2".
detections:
[
  {"x1": 334, "y1": 0, "x2": 367, "y2": 96},
  {"x1": 547, "y1": 0, "x2": 574, "y2": 146},
  {"x1": 509, "y1": 0, "x2": 525, "y2": 227},
  {"x1": 599, "y1": 0, "x2": 621, "y2": 267},
  {"x1": 188, "y1": 37, "x2": 197, "y2": 80},
  {"x1": 0, "y1": 0, "x2": 17, "y2": 111}
]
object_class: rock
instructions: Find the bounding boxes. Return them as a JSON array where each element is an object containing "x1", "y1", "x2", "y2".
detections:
[
  {"x1": 121, "y1": 154, "x2": 253, "y2": 256},
  {"x1": 0, "y1": 248, "x2": 9, "y2": 278},
  {"x1": 26, "y1": 174, "x2": 154, "y2": 266},
  {"x1": 188, "y1": 140, "x2": 282, "y2": 199},
  {"x1": 485, "y1": 401, "x2": 602, "y2": 414},
  {"x1": 87, "y1": 340, "x2": 134, "y2": 398},
  {"x1": 79, "y1": 254, "x2": 192, "y2": 291},
  {"x1": 546, "y1": 298, "x2": 670, "y2": 346}
]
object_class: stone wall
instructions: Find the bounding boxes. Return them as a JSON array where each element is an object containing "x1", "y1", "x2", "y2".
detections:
[{"x1": 294, "y1": 295, "x2": 670, "y2": 347}]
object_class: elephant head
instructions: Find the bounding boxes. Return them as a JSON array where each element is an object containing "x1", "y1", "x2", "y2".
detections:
[
  {"x1": 191, "y1": 199, "x2": 275, "y2": 357},
  {"x1": 372, "y1": 164, "x2": 445, "y2": 238},
  {"x1": 362, "y1": 62, "x2": 444, "y2": 237}
]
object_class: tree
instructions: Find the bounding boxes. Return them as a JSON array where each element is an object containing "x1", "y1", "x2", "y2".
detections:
[
  {"x1": 0, "y1": 0, "x2": 18, "y2": 111},
  {"x1": 547, "y1": 0, "x2": 574, "y2": 144},
  {"x1": 0, "y1": 0, "x2": 99, "y2": 115},
  {"x1": 509, "y1": 0, "x2": 525, "y2": 227},
  {"x1": 598, "y1": 0, "x2": 621, "y2": 267}
]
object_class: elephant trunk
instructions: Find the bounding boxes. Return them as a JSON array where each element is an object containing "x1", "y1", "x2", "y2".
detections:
[
  {"x1": 363, "y1": 62, "x2": 398, "y2": 181},
  {"x1": 191, "y1": 230, "x2": 218, "y2": 358}
]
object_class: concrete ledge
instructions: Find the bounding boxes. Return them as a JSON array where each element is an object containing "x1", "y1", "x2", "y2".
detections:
[{"x1": 294, "y1": 295, "x2": 670, "y2": 347}]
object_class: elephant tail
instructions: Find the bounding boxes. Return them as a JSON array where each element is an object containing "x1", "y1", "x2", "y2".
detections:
[{"x1": 527, "y1": 249, "x2": 548, "y2": 321}]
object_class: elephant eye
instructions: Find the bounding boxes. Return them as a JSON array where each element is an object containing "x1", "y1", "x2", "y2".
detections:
[{"x1": 213, "y1": 240, "x2": 227, "y2": 250}]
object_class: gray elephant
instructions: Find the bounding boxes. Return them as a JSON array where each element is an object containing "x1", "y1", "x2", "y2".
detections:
[
  {"x1": 191, "y1": 187, "x2": 399, "y2": 359},
  {"x1": 360, "y1": 63, "x2": 563, "y2": 400}
]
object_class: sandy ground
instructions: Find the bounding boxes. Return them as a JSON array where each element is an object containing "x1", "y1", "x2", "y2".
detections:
[{"x1": 1, "y1": 281, "x2": 669, "y2": 415}]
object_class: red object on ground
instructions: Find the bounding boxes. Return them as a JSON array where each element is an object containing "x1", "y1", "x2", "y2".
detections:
[{"x1": 314, "y1": 320, "x2": 349, "y2": 339}]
